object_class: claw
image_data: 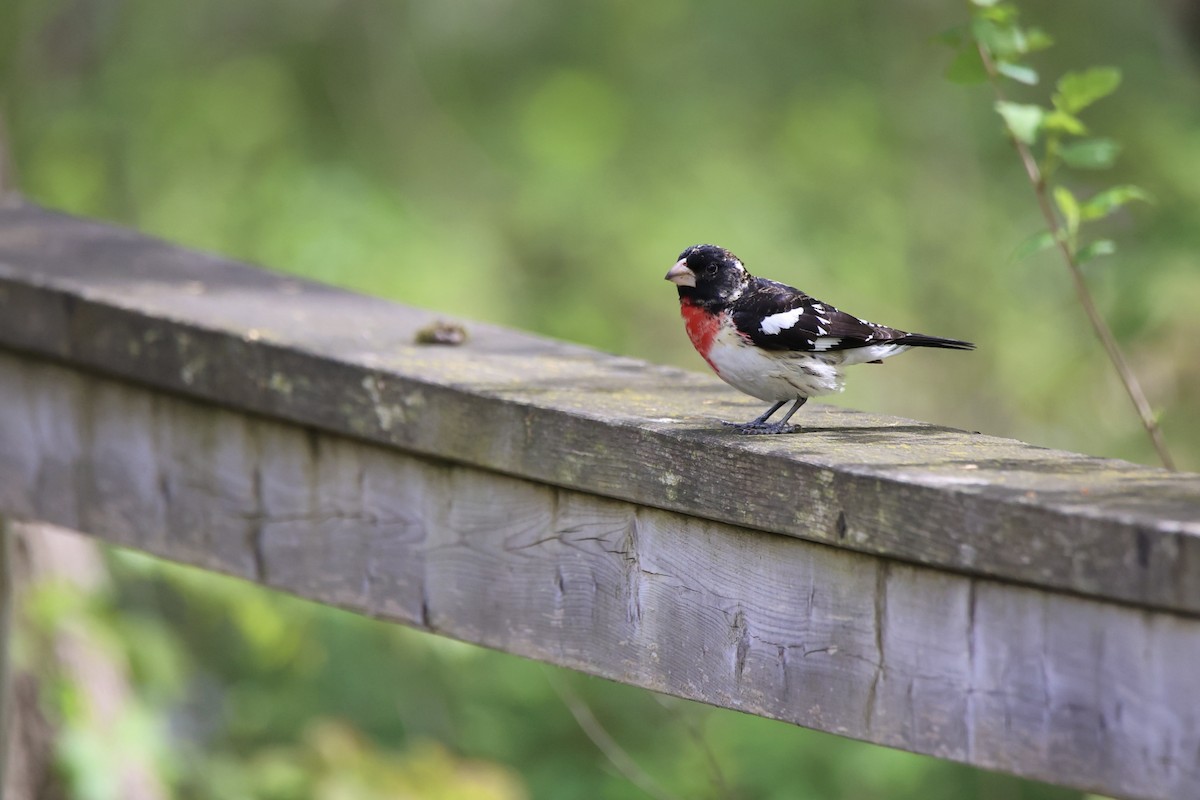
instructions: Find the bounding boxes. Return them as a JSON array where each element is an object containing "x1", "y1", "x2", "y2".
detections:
[
  {"x1": 720, "y1": 397, "x2": 808, "y2": 434},
  {"x1": 721, "y1": 420, "x2": 801, "y2": 435}
]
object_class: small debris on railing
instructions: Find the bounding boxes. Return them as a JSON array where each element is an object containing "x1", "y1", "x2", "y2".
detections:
[{"x1": 415, "y1": 320, "x2": 468, "y2": 346}]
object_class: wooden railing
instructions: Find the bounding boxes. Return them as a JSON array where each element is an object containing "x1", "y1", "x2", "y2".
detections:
[{"x1": 1, "y1": 204, "x2": 1198, "y2": 800}]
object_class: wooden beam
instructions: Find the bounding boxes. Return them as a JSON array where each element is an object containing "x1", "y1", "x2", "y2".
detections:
[
  {"x1": 0, "y1": 204, "x2": 1197, "y2": 616},
  {"x1": 1, "y1": 351, "x2": 1197, "y2": 800},
  {"x1": 3, "y1": 205, "x2": 1200, "y2": 797}
]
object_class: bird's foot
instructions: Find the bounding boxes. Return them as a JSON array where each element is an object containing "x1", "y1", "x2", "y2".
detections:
[{"x1": 721, "y1": 420, "x2": 801, "y2": 435}]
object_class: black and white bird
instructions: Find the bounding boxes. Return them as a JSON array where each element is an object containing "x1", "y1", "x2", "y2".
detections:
[{"x1": 665, "y1": 244, "x2": 974, "y2": 434}]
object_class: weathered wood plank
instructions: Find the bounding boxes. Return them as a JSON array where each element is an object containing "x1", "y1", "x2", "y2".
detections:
[
  {"x1": 0, "y1": 204, "x2": 1199, "y2": 618},
  {"x1": 1, "y1": 351, "x2": 1196, "y2": 800}
]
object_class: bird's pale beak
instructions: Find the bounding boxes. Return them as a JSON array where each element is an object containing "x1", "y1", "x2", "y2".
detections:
[{"x1": 665, "y1": 259, "x2": 696, "y2": 287}]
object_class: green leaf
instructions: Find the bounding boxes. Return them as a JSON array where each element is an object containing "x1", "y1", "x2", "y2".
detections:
[
  {"x1": 1079, "y1": 185, "x2": 1155, "y2": 220},
  {"x1": 996, "y1": 61, "x2": 1039, "y2": 85},
  {"x1": 1011, "y1": 229, "x2": 1057, "y2": 261},
  {"x1": 1077, "y1": 239, "x2": 1116, "y2": 263},
  {"x1": 1058, "y1": 137, "x2": 1121, "y2": 169},
  {"x1": 1024, "y1": 27, "x2": 1054, "y2": 52},
  {"x1": 1042, "y1": 109, "x2": 1087, "y2": 135},
  {"x1": 978, "y1": 4, "x2": 1019, "y2": 23},
  {"x1": 972, "y1": 18, "x2": 1027, "y2": 60},
  {"x1": 1054, "y1": 185, "x2": 1081, "y2": 237},
  {"x1": 946, "y1": 47, "x2": 988, "y2": 84},
  {"x1": 1055, "y1": 67, "x2": 1122, "y2": 113},
  {"x1": 994, "y1": 101, "x2": 1044, "y2": 144}
]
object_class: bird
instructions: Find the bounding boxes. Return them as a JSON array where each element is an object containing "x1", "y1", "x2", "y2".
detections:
[{"x1": 665, "y1": 244, "x2": 975, "y2": 434}]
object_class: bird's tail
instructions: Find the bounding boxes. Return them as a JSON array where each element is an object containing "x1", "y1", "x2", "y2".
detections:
[{"x1": 897, "y1": 333, "x2": 975, "y2": 350}]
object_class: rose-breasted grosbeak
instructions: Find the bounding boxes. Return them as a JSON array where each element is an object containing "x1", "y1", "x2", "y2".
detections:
[{"x1": 665, "y1": 244, "x2": 975, "y2": 434}]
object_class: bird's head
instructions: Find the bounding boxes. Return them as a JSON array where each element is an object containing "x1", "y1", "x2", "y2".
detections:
[{"x1": 665, "y1": 244, "x2": 749, "y2": 305}]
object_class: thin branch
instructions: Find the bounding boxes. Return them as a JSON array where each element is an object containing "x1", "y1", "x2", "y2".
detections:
[
  {"x1": 651, "y1": 694, "x2": 736, "y2": 800},
  {"x1": 976, "y1": 42, "x2": 1176, "y2": 471},
  {"x1": 543, "y1": 668, "x2": 679, "y2": 800}
]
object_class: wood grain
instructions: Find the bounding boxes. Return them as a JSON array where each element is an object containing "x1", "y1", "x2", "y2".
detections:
[{"x1": 1, "y1": 351, "x2": 1196, "y2": 800}]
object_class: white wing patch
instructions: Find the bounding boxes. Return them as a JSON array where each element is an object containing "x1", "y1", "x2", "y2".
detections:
[
  {"x1": 760, "y1": 307, "x2": 805, "y2": 335},
  {"x1": 812, "y1": 337, "x2": 843, "y2": 351},
  {"x1": 837, "y1": 343, "x2": 911, "y2": 365}
]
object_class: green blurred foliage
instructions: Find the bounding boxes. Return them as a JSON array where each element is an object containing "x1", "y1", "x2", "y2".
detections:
[
  {"x1": 4, "y1": 0, "x2": 1199, "y2": 467},
  {"x1": 3, "y1": 0, "x2": 1196, "y2": 796},
  {"x1": 201, "y1": 723, "x2": 526, "y2": 800},
  {"x1": 18, "y1": 575, "x2": 181, "y2": 798}
]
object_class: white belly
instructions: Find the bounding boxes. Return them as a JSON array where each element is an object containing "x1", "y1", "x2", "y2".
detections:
[{"x1": 707, "y1": 325, "x2": 844, "y2": 402}]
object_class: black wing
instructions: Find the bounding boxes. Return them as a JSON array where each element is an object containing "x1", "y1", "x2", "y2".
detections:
[{"x1": 729, "y1": 278, "x2": 906, "y2": 353}]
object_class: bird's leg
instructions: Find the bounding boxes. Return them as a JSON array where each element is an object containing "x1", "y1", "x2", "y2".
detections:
[
  {"x1": 775, "y1": 397, "x2": 808, "y2": 427},
  {"x1": 724, "y1": 398, "x2": 808, "y2": 435},
  {"x1": 721, "y1": 401, "x2": 784, "y2": 431},
  {"x1": 747, "y1": 401, "x2": 787, "y2": 426}
]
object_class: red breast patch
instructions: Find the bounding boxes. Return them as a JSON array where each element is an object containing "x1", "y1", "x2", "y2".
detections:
[{"x1": 680, "y1": 300, "x2": 722, "y2": 372}]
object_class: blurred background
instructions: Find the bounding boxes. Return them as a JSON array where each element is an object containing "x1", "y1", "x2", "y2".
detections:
[{"x1": 2, "y1": 0, "x2": 1197, "y2": 797}]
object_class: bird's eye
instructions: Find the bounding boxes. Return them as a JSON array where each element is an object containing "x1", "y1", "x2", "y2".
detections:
[{"x1": 704, "y1": 264, "x2": 718, "y2": 276}]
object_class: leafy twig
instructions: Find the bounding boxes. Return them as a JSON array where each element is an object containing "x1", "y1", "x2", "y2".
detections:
[
  {"x1": 976, "y1": 44, "x2": 1174, "y2": 470},
  {"x1": 946, "y1": 1, "x2": 1176, "y2": 470}
]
